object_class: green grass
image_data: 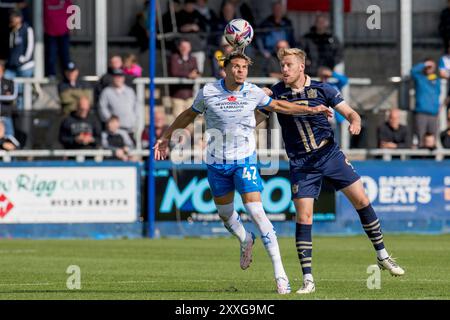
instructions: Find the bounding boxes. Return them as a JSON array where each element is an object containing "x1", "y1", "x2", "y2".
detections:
[{"x1": 0, "y1": 235, "x2": 449, "y2": 300}]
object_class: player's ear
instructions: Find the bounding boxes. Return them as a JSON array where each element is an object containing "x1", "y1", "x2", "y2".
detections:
[{"x1": 299, "y1": 62, "x2": 305, "y2": 72}]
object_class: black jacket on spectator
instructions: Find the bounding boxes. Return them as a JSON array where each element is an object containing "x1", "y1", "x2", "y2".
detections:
[
  {"x1": 303, "y1": 26, "x2": 343, "y2": 76},
  {"x1": 0, "y1": 77, "x2": 15, "y2": 117},
  {"x1": 0, "y1": 1, "x2": 29, "y2": 60},
  {"x1": 59, "y1": 111, "x2": 101, "y2": 149},
  {"x1": 441, "y1": 129, "x2": 450, "y2": 148},
  {"x1": 7, "y1": 22, "x2": 34, "y2": 70},
  {"x1": 176, "y1": 9, "x2": 207, "y2": 51},
  {"x1": 377, "y1": 122, "x2": 410, "y2": 148},
  {"x1": 439, "y1": 7, "x2": 450, "y2": 47}
]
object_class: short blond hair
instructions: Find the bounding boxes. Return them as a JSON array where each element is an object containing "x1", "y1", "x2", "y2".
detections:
[{"x1": 277, "y1": 48, "x2": 306, "y2": 63}]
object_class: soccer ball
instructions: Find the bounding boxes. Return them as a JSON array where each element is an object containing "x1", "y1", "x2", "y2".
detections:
[{"x1": 223, "y1": 19, "x2": 254, "y2": 49}]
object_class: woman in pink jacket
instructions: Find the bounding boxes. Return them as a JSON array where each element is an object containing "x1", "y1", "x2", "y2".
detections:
[{"x1": 123, "y1": 53, "x2": 142, "y2": 78}]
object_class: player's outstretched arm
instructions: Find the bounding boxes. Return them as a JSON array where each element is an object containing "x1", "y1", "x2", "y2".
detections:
[
  {"x1": 264, "y1": 99, "x2": 333, "y2": 118},
  {"x1": 334, "y1": 101, "x2": 361, "y2": 135},
  {"x1": 153, "y1": 108, "x2": 198, "y2": 160}
]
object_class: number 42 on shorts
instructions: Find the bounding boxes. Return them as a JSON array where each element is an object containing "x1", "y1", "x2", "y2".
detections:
[{"x1": 242, "y1": 166, "x2": 257, "y2": 180}]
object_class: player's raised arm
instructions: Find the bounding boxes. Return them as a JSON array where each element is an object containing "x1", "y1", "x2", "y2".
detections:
[
  {"x1": 153, "y1": 108, "x2": 198, "y2": 160},
  {"x1": 263, "y1": 99, "x2": 333, "y2": 117},
  {"x1": 256, "y1": 86, "x2": 332, "y2": 117},
  {"x1": 334, "y1": 101, "x2": 361, "y2": 135}
]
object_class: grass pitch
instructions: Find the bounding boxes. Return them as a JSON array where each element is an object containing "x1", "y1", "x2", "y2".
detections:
[{"x1": 0, "y1": 235, "x2": 449, "y2": 300}]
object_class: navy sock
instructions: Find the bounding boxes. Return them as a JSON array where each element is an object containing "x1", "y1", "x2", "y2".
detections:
[
  {"x1": 296, "y1": 223, "x2": 312, "y2": 275},
  {"x1": 357, "y1": 204, "x2": 385, "y2": 251}
]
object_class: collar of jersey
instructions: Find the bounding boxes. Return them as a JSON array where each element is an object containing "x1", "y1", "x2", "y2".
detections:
[
  {"x1": 220, "y1": 79, "x2": 246, "y2": 93},
  {"x1": 285, "y1": 75, "x2": 311, "y2": 91}
]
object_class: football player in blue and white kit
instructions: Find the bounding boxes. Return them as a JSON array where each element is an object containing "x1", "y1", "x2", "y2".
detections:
[
  {"x1": 154, "y1": 51, "x2": 332, "y2": 294},
  {"x1": 262, "y1": 48, "x2": 405, "y2": 294}
]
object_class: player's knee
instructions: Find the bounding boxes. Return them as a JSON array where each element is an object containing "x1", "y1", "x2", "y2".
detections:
[
  {"x1": 216, "y1": 203, "x2": 234, "y2": 221},
  {"x1": 244, "y1": 202, "x2": 268, "y2": 225},
  {"x1": 352, "y1": 196, "x2": 370, "y2": 210},
  {"x1": 296, "y1": 211, "x2": 313, "y2": 224}
]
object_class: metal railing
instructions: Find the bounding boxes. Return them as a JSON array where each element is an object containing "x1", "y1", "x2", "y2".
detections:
[{"x1": 1, "y1": 148, "x2": 450, "y2": 163}]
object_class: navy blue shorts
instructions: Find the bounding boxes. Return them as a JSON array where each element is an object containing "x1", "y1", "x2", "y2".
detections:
[{"x1": 289, "y1": 142, "x2": 360, "y2": 199}]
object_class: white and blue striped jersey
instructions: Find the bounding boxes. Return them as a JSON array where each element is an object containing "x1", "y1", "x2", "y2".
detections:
[{"x1": 191, "y1": 79, "x2": 272, "y2": 161}]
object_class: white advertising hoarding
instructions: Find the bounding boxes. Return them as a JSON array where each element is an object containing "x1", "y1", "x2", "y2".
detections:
[{"x1": 0, "y1": 166, "x2": 138, "y2": 223}]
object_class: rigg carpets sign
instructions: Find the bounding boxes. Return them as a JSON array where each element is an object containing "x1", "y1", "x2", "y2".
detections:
[{"x1": 0, "y1": 165, "x2": 139, "y2": 223}]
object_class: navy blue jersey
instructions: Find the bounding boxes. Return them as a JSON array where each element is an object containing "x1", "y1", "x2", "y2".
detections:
[{"x1": 269, "y1": 76, "x2": 344, "y2": 158}]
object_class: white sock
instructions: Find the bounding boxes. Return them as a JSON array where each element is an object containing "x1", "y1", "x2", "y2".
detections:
[
  {"x1": 303, "y1": 273, "x2": 314, "y2": 282},
  {"x1": 244, "y1": 202, "x2": 287, "y2": 279},
  {"x1": 217, "y1": 203, "x2": 247, "y2": 243},
  {"x1": 377, "y1": 248, "x2": 389, "y2": 260}
]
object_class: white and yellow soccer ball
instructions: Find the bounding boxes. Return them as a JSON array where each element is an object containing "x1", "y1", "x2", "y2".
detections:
[{"x1": 223, "y1": 18, "x2": 254, "y2": 50}]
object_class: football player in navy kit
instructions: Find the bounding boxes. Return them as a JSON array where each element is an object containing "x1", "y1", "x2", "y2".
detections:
[{"x1": 261, "y1": 48, "x2": 405, "y2": 294}]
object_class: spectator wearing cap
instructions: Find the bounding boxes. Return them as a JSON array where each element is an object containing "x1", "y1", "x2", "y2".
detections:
[
  {"x1": 95, "y1": 55, "x2": 135, "y2": 102},
  {"x1": 0, "y1": 60, "x2": 17, "y2": 137},
  {"x1": 377, "y1": 108, "x2": 410, "y2": 149},
  {"x1": 58, "y1": 62, "x2": 93, "y2": 115},
  {"x1": 169, "y1": 38, "x2": 200, "y2": 117},
  {"x1": 5, "y1": 10, "x2": 34, "y2": 110},
  {"x1": 44, "y1": 0, "x2": 72, "y2": 79},
  {"x1": 59, "y1": 96, "x2": 101, "y2": 150},
  {"x1": 256, "y1": 1, "x2": 295, "y2": 60},
  {"x1": 0, "y1": 119, "x2": 20, "y2": 151},
  {"x1": 411, "y1": 59, "x2": 442, "y2": 147},
  {"x1": 98, "y1": 69, "x2": 137, "y2": 140}
]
